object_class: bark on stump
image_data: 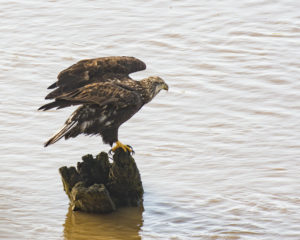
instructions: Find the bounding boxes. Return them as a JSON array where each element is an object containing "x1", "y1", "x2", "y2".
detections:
[{"x1": 59, "y1": 148, "x2": 144, "y2": 213}]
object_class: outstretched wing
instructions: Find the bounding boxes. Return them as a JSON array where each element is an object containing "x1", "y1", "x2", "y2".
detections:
[
  {"x1": 39, "y1": 82, "x2": 142, "y2": 111},
  {"x1": 45, "y1": 56, "x2": 146, "y2": 99}
]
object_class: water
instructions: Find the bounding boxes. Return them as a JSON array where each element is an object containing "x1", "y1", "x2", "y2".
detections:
[{"x1": 1, "y1": 0, "x2": 300, "y2": 239}]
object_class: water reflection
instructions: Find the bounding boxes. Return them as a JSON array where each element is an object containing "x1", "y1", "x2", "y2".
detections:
[{"x1": 64, "y1": 206, "x2": 143, "y2": 240}]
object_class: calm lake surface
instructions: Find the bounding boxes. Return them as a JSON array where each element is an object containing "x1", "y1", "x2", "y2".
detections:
[{"x1": 1, "y1": 0, "x2": 300, "y2": 239}]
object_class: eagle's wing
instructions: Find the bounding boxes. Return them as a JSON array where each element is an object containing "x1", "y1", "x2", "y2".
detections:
[
  {"x1": 45, "y1": 56, "x2": 146, "y2": 99},
  {"x1": 58, "y1": 82, "x2": 141, "y2": 108}
]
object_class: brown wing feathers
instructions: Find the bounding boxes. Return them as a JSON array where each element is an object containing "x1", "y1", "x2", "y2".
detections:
[
  {"x1": 45, "y1": 56, "x2": 146, "y2": 100},
  {"x1": 39, "y1": 82, "x2": 132, "y2": 111},
  {"x1": 39, "y1": 56, "x2": 146, "y2": 111}
]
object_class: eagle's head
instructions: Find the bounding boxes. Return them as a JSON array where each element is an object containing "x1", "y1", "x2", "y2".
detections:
[{"x1": 141, "y1": 76, "x2": 168, "y2": 103}]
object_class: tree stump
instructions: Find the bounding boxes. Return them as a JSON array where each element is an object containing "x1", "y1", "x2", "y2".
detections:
[{"x1": 59, "y1": 148, "x2": 144, "y2": 213}]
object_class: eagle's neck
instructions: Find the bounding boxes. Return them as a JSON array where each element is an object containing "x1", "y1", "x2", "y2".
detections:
[{"x1": 138, "y1": 79, "x2": 157, "y2": 104}]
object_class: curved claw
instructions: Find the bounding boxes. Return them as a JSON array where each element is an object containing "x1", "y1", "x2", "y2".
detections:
[
  {"x1": 126, "y1": 145, "x2": 135, "y2": 155},
  {"x1": 108, "y1": 149, "x2": 113, "y2": 155}
]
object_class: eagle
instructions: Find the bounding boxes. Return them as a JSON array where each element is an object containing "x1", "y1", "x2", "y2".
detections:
[{"x1": 39, "y1": 56, "x2": 168, "y2": 152}]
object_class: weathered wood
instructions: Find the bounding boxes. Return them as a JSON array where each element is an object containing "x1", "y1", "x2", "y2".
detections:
[
  {"x1": 107, "y1": 149, "x2": 144, "y2": 207},
  {"x1": 70, "y1": 182, "x2": 116, "y2": 213},
  {"x1": 59, "y1": 148, "x2": 143, "y2": 213}
]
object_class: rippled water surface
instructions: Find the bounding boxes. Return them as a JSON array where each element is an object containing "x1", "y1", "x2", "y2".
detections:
[{"x1": 1, "y1": 0, "x2": 300, "y2": 239}]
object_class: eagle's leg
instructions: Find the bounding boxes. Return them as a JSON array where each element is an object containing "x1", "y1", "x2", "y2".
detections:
[{"x1": 111, "y1": 140, "x2": 134, "y2": 153}]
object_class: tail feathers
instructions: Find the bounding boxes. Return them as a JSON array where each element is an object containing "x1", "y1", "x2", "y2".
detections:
[{"x1": 44, "y1": 121, "x2": 76, "y2": 147}]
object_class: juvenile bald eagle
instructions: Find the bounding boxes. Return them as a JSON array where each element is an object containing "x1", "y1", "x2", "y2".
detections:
[{"x1": 39, "y1": 56, "x2": 168, "y2": 152}]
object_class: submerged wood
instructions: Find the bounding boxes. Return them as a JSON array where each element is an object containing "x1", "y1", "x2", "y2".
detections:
[{"x1": 59, "y1": 148, "x2": 144, "y2": 213}]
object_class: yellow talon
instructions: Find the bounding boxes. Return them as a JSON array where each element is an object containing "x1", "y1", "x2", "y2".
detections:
[{"x1": 111, "y1": 140, "x2": 132, "y2": 152}]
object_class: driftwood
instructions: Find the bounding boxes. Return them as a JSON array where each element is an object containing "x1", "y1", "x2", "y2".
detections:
[{"x1": 59, "y1": 148, "x2": 144, "y2": 213}]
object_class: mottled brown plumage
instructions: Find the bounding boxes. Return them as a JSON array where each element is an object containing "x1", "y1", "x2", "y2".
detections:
[{"x1": 39, "y1": 56, "x2": 168, "y2": 150}]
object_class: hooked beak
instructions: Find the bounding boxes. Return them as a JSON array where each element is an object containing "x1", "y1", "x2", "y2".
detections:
[{"x1": 163, "y1": 83, "x2": 169, "y2": 91}]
